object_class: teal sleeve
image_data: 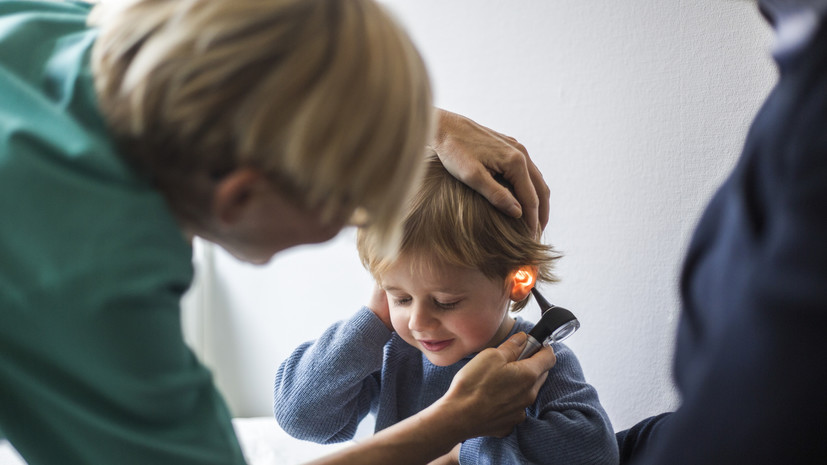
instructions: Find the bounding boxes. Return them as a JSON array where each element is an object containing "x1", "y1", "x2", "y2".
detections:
[
  {"x1": 0, "y1": 283, "x2": 246, "y2": 465},
  {"x1": 0, "y1": 1, "x2": 246, "y2": 463}
]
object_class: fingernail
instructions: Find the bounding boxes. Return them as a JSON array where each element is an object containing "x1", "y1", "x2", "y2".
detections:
[
  {"x1": 510, "y1": 332, "x2": 527, "y2": 345},
  {"x1": 509, "y1": 203, "x2": 522, "y2": 218}
]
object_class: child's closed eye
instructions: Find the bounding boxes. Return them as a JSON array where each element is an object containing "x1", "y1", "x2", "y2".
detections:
[{"x1": 433, "y1": 299, "x2": 460, "y2": 310}]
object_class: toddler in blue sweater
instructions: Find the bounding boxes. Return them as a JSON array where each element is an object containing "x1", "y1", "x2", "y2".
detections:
[{"x1": 274, "y1": 154, "x2": 618, "y2": 464}]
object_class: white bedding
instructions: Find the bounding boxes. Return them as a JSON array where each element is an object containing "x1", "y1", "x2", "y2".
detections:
[
  {"x1": 0, "y1": 417, "x2": 352, "y2": 465},
  {"x1": 231, "y1": 417, "x2": 353, "y2": 464}
]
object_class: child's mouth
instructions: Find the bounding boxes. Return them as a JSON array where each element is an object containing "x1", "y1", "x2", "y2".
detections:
[{"x1": 419, "y1": 339, "x2": 454, "y2": 352}]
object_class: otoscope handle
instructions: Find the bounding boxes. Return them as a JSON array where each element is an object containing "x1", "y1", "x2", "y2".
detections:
[{"x1": 517, "y1": 335, "x2": 544, "y2": 360}]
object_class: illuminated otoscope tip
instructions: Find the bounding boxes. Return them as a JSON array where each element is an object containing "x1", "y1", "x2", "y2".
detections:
[{"x1": 514, "y1": 269, "x2": 535, "y2": 288}]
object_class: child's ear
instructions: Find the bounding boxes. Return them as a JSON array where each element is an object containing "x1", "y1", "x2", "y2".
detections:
[
  {"x1": 509, "y1": 267, "x2": 537, "y2": 302},
  {"x1": 212, "y1": 168, "x2": 264, "y2": 225}
]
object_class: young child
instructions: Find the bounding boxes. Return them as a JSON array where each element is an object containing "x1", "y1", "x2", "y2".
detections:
[{"x1": 274, "y1": 154, "x2": 618, "y2": 464}]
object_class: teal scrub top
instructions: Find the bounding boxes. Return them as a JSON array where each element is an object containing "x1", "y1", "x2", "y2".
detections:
[{"x1": 0, "y1": 1, "x2": 245, "y2": 463}]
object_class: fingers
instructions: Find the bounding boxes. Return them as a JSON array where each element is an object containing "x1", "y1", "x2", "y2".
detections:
[
  {"x1": 496, "y1": 333, "x2": 556, "y2": 394},
  {"x1": 527, "y1": 161, "x2": 550, "y2": 232},
  {"x1": 431, "y1": 109, "x2": 550, "y2": 235},
  {"x1": 443, "y1": 336, "x2": 554, "y2": 440},
  {"x1": 496, "y1": 332, "x2": 528, "y2": 361},
  {"x1": 448, "y1": 143, "x2": 537, "y2": 230},
  {"x1": 458, "y1": 164, "x2": 523, "y2": 218},
  {"x1": 497, "y1": 150, "x2": 540, "y2": 233},
  {"x1": 490, "y1": 130, "x2": 546, "y2": 233},
  {"x1": 519, "y1": 345, "x2": 557, "y2": 377},
  {"x1": 496, "y1": 332, "x2": 556, "y2": 373}
]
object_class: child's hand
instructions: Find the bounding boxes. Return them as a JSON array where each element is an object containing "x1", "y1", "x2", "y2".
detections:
[{"x1": 367, "y1": 283, "x2": 393, "y2": 331}]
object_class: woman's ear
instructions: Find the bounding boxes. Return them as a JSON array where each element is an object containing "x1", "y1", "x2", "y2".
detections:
[
  {"x1": 212, "y1": 168, "x2": 264, "y2": 225},
  {"x1": 509, "y1": 267, "x2": 537, "y2": 302}
]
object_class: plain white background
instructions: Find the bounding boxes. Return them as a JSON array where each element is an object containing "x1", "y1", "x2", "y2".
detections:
[{"x1": 182, "y1": 0, "x2": 778, "y2": 433}]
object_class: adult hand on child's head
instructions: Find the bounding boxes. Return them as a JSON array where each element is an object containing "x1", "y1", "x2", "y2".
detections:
[
  {"x1": 432, "y1": 108, "x2": 550, "y2": 235},
  {"x1": 367, "y1": 283, "x2": 393, "y2": 331},
  {"x1": 439, "y1": 332, "x2": 556, "y2": 439}
]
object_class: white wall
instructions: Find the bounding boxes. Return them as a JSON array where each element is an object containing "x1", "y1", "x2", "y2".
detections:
[{"x1": 182, "y1": 0, "x2": 777, "y2": 433}]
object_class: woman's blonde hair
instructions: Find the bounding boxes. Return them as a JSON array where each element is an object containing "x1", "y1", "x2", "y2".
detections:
[
  {"x1": 358, "y1": 153, "x2": 560, "y2": 312},
  {"x1": 89, "y1": 0, "x2": 432, "y2": 249}
]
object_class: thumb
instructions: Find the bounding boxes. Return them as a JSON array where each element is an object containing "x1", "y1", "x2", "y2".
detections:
[
  {"x1": 497, "y1": 332, "x2": 528, "y2": 362},
  {"x1": 476, "y1": 180, "x2": 523, "y2": 219}
]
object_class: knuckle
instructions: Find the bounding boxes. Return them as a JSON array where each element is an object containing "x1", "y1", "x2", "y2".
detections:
[
  {"x1": 463, "y1": 165, "x2": 487, "y2": 184},
  {"x1": 503, "y1": 148, "x2": 527, "y2": 166},
  {"x1": 512, "y1": 141, "x2": 528, "y2": 156}
]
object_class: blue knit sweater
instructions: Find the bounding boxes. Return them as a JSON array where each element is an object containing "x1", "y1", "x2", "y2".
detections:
[{"x1": 274, "y1": 307, "x2": 618, "y2": 464}]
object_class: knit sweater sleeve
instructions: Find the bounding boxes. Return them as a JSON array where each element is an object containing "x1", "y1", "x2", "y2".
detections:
[
  {"x1": 273, "y1": 307, "x2": 392, "y2": 444},
  {"x1": 459, "y1": 344, "x2": 618, "y2": 465}
]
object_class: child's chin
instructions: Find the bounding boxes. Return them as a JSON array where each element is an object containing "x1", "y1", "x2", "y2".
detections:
[{"x1": 423, "y1": 353, "x2": 462, "y2": 367}]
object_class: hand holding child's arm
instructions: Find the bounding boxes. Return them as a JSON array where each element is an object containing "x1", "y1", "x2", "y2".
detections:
[
  {"x1": 438, "y1": 331, "x2": 555, "y2": 439},
  {"x1": 304, "y1": 332, "x2": 556, "y2": 465}
]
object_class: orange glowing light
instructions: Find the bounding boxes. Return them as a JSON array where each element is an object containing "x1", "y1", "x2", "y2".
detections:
[
  {"x1": 514, "y1": 269, "x2": 535, "y2": 288},
  {"x1": 511, "y1": 268, "x2": 536, "y2": 300}
]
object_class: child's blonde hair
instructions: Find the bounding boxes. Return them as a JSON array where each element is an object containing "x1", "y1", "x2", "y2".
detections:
[
  {"x1": 358, "y1": 152, "x2": 560, "y2": 312},
  {"x1": 89, "y1": 0, "x2": 432, "y2": 250}
]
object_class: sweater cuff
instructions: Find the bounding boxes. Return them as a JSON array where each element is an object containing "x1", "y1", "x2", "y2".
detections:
[
  {"x1": 458, "y1": 438, "x2": 482, "y2": 465},
  {"x1": 351, "y1": 306, "x2": 393, "y2": 347}
]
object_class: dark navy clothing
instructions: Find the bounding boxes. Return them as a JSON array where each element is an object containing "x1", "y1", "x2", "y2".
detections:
[
  {"x1": 629, "y1": 1, "x2": 827, "y2": 463},
  {"x1": 616, "y1": 414, "x2": 671, "y2": 465}
]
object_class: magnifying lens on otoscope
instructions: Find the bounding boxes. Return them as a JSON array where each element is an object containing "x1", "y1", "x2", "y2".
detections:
[{"x1": 517, "y1": 288, "x2": 580, "y2": 360}]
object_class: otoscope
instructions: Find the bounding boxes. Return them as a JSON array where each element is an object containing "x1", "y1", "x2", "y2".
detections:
[{"x1": 517, "y1": 288, "x2": 580, "y2": 360}]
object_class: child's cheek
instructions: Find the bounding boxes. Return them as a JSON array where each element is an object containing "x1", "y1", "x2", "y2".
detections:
[
  {"x1": 453, "y1": 318, "x2": 498, "y2": 347},
  {"x1": 389, "y1": 311, "x2": 409, "y2": 337}
]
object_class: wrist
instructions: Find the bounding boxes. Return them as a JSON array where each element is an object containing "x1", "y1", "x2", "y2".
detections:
[{"x1": 419, "y1": 395, "x2": 473, "y2": 446}]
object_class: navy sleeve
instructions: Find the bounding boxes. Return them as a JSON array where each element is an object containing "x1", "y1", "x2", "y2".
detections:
[{"x1": 616, "y1": 413, "x2": 671, "y2": 464}]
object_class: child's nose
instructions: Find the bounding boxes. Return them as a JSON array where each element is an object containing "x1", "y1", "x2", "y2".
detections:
[{"x1": 408, "y1": 303, "x2": 437, "y2": 332}]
